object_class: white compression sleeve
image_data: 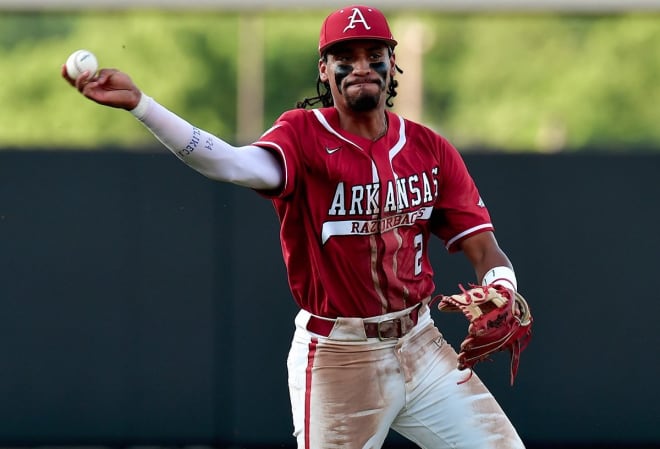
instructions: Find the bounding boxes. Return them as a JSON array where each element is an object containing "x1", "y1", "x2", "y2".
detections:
[{"x1": 130, "y1": 93, "x2": 283, "y2": 190}]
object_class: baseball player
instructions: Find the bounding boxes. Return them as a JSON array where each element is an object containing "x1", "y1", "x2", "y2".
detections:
[{"x1": 63, "y1": 5, "x2": 529, "y2": 448}]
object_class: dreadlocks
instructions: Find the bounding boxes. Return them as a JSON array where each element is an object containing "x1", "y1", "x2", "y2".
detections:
[{"x1": 295, "y1": 77, "x2": 333, "y2": 109}]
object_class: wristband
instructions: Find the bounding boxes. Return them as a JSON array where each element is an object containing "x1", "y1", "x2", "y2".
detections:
[
  {"x1": 130, "y1": 93, "x2": 151, "y2": 119},
  {"x1": 482, "y1": 266, "x2": 517, "y2": 292}
]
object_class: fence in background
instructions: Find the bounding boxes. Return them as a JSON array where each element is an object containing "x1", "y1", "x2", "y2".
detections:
[{"x1": 0, "y1": 150, "x2": 658, "y2": 448}]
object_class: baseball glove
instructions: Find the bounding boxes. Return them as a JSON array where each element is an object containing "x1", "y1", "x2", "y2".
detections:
[{"x1": 438, "y1": 284, "x2": 533, "y2": 385}]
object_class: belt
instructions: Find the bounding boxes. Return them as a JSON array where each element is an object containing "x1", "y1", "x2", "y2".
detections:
[{"x1": 305, "y1": 304, "x2": 422, "y2": 340}]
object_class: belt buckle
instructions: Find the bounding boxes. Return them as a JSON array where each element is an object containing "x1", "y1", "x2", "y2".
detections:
[{"x1": 376, "y1": 318, "x2": 401, "y2": 341}]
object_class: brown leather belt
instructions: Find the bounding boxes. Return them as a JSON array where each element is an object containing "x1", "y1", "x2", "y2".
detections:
[{"x1": 306, "y1": 304, "x2": 422, "y2": 340}]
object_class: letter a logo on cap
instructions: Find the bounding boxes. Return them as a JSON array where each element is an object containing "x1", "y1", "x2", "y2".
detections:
[
  {"x1": 343, "y1": 7, "x2": 371, "y2": 33},
  {"x1": 318, "y1": 5, "x2": 397, "y2": 55}
]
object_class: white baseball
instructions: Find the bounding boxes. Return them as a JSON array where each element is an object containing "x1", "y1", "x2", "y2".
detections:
[{"x1": 65, "y1": 49, "x2": 98, "y2": 80}]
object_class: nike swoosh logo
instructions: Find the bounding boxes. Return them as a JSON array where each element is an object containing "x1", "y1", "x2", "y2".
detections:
[{"x1": 325, "y1": 146, "x2": 342, "y2": 154}]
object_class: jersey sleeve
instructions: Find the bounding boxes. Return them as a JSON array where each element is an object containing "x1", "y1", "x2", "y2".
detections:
[
  {"x1": 430, "y1": 138, "x2": 493, "y2": 252},
  {"x1": 252, "y1": 110, "x2": 305, "y2": 199}
]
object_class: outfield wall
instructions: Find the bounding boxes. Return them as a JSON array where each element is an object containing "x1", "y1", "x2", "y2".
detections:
[{"x1": 0, "y1": 151, "x2": 658, "y2": 448}]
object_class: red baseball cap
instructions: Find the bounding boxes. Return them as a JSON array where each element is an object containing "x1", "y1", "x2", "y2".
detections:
[{"x1": 318, "y1": 5, "x2": 397, "y2": 55}]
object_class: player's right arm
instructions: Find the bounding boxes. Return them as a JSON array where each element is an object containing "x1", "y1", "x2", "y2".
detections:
[{"x1": 62, "y1": 67, "x2": 283, "y2": 191}]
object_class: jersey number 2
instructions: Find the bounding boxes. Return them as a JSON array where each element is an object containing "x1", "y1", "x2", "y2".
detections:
[{"x1": 414, "y1": 233, "x2": 423, "y2": 276}]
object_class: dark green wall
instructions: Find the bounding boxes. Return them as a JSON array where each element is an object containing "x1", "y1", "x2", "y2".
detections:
[{"x1": 0, "y1": 151, "x2": 658, "y2": 448}]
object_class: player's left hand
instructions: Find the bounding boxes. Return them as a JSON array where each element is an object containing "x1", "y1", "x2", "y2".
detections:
[{"x1": 438, "y1": 284, "x2": 533, "y2": 386}]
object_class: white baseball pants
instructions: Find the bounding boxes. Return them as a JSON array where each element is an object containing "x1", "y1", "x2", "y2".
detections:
[{"x1": 287, "y1": 307, "x2": 526, "y2": 449}]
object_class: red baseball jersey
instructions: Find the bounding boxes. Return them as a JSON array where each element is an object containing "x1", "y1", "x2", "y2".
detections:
[{"x1": 254, "y1": 107, "x2": 493, "y2": 318}]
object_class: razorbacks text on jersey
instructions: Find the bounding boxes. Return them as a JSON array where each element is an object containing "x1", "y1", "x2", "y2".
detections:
[{"x1": 255, "y1": 107, "x2": 493, "y2": 318}]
